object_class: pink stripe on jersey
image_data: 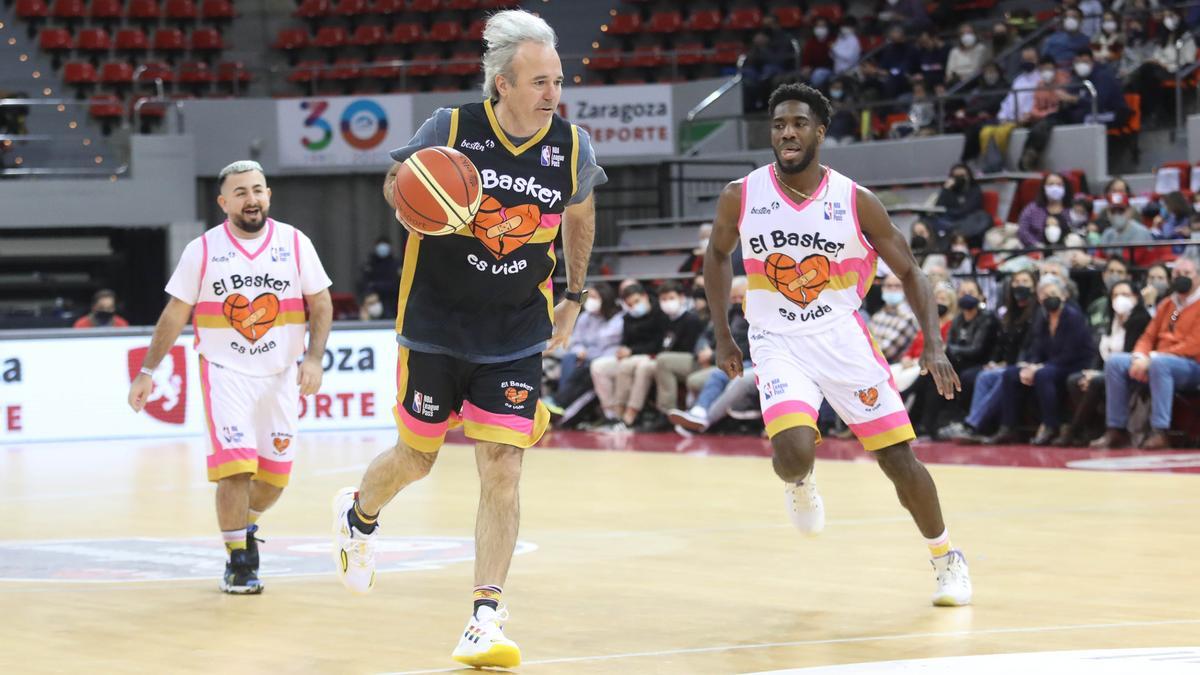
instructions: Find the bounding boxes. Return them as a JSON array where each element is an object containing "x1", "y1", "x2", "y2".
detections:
[
  {"x1": 539, "y1": 213, "x2": 561, "y2": 229},
  {"x1": 461, "y1": 400, "x2": 535, "y2": 434},
  {"x1": 829, "y1": 256, "x2": 875, "y2": 297},
  {"x1": 195, "y1": 236, "x2": 208, "y2": 348},
  {"x1": 769, "y1": 163, "x2": 828, "y2": 213},
  {"x1": 206, "y1": 446, "x2": 257, "y2": 468},
  {"x1": 195, "y1": 298, "x2": 305, "y2": 316},
  {"x1": 850, "y1": 181, "x2": 876, "y2": 253},
  {"x1": 848, "y1": 410, "x2": 911, "y2": 437},
  {"x1": 853, "y1": 312, "x2": 900, "y2": 392},
  {"x1": 222, "y1": 218, "x2": 275, "y2": 261},
  {"x1": 742, "y1": 258, "x2": 766, "y2": 275},
  {"x1": 762, "y1": 399, "x2": 819, "y2": 425},
  {"x1": 736, "y1": 177, "x2": 749, "y2": 231},
  {"x1": 293, "y1": 228, "x2": 302, "y2": 276},
  {"x1": 257, "y1": 456, "x2": 293, "y2": 475},
  {"x1": 396, "y1": 403, "x2": 448, "y2": 438}
]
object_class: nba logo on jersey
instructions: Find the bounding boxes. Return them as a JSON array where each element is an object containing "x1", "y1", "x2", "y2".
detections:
[
  {"x1": 540, "y1": 146, "x2": 552, "y2": 166},
  {"x1": 823, "y1": 202, "x2": 846, "y2": 221},
  {"x1": 539, "y1": 145, "x2": 563, "y2": 167},
  {"x1": 413, "y1": 391, "x2": 424, "y2": 416},
  {"x1": 270, "y1": 246, "x2": 291, "y2": 263}
]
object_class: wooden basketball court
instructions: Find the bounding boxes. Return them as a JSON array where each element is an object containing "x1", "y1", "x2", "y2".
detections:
[{"x1": 1, "y1": 429, "x2": 1197, "y2": 673}]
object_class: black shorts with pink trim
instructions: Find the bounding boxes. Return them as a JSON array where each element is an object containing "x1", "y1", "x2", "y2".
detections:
[{"x1": 392, "y1": 347, "x2": 550, "y2": 453}]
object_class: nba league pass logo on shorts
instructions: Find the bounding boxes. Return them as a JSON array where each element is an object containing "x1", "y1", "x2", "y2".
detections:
[
  {"x1": 126, "y1": 346, "x2": 187, "y2": 425},
  {"x1": 0, "y1": 537, "x2": 538, "y2": 582}
]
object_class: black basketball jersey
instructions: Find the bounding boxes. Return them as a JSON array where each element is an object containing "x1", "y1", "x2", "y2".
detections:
[{"x1": 395, "y1": 100, "x2": 580, "y2": 362}]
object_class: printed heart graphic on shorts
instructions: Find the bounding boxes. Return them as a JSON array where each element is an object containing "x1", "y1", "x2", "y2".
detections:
[
  {"x1": 505, "y1": 387, "x2": 529, "y2": 405},
  {"x1": 764, "y1": 252, "x2": 831, "y2": 309},
  {"x1": 272, "y1": 437, "x2": 290, "y2": 452},
  {"x1": 222, "y1": 293, "x2": 280, "y2": 343}
]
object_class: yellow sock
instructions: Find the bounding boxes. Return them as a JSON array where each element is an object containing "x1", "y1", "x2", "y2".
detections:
[
  {"x1": 926, "y1": 528, "x2": 952, "y2": 558},
  {"x1": 222, "y1": 528, "x2": 247, "y2": 553},
  {"x1": 247, "y1": 509, "x2": 263, "y2": 525}
]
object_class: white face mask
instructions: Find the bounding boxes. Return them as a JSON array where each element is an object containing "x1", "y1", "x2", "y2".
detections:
[
  {"x1": 1102, "y1": 20, "x2": 1118, "y2": 33},
  {"x1": 629, "y1": 300, "x2": 651, "y2": 318},
  {"x1": 841, "y1": 26, "x2": 855, "y2": 37},
  {"x1": 1045, "y1": 225, "x2": 1062, "y2": 243},
  {"x1": 659, "y1": 298, "x2": 684, "y2": 317},
  {"x1": 1064, "y1": 17, "x2": 1080, "y2": 32},
  {"x1": 1045, "y1": 184, "x2": 1066, "y2": 201},
  {"x1": 1111, "y1": 295, "x2": 1136, "y2": 316},
  {"x1": 961, "y1": 33, "x2": 977, "y2": 47},
  {"x1": 1069, "y1": 210, "x2": 1089, "y2": 225},
  {"x1": 1164, "y1": 16, "x2": 1179, "y2": 31},
  {"x1": 1074, "y1": 61, "x2": 1093, "y2": 78},
  {"x1": 366, "y1": 302, "x2": 383, "y2": 319},
  {"x1": 584, "y1": 297, "x2": 602, "y2": 314},
  {"x1": 814, "y1": 26, "x2": 829, "y2": 40},
  {"x1": 1040, "y1": 69, "x2": 1056, "y2": 83}
]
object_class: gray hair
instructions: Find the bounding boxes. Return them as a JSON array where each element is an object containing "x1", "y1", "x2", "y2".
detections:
[
  {"x1": 481, "y1": 9, "x2": 557, "y2": 101},
  {"x1": 218, "y1": 160, "x2": 266, "y2": 188},
  {"x1": 1037, "y1": 273, "x2": 1068, "y2": 296}
]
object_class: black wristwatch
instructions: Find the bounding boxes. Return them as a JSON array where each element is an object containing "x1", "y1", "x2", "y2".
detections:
[{"x1": 564, "y1": 288, "x2": 588, "y2": 304}]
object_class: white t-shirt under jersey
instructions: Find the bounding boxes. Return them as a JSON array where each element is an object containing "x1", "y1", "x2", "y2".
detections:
[{"x1": 166, "y1": 219, "x2": 331, "y2": 376}]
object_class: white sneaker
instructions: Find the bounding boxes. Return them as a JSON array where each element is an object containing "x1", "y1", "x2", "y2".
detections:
[
  {"x1": 451, "y1": 605, "x2": 521, "y2": 669},
  {"x1": 931, "y1": 550, "x2": 972, "y2": 606},
  {"x1": 331, "y1": 486, "x2": 376, "y2": 595},
  {"x1": 784, "y1": 472, "x2": 825, "y2": 535},
  {"x1": 667, "y1": 406, "x2": 708, "y2": 432}
]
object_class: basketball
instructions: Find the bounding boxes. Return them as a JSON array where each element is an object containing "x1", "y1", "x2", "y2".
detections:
[
  {"x1": 393, "y1": 146, "x2": 482, "y2": 236},
  {"x1": 765, "y1": 252, "x2": 830, "y2": 309},
  {"x1": 470, "y1": 195, "x2": 542, "y2": 258}
]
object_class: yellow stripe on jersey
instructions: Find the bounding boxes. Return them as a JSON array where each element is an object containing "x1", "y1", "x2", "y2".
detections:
[
  {"x1": 484, "y1": 98, "x2": 551, "y2": 156},
  {"x1": 394, "y1": 234, "x2": 421, "y2": 334},
  {"x1": 541, "y1": 246, "x2": 556, "y2": 322},
  {"x1": 447, "y1": 107, "x2": 460, "y2": 147},
  {"x1": 569, "y1": 124, "x2": 580, "y2": 198},
  {"x1": 195, "y1": 311, "x2": 307, "y2": 330}
]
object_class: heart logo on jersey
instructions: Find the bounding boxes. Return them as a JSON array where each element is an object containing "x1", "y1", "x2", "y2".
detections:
[
  {"x1": 504, "y1": 387, "x2": 529, "y2": 405},
  {"x1": 222, "y1": 293, "x2": 280, "y2": 343},
  {"x1": 764, "y1": 253, "x2": 830, "y2": 309},
  {"x1": 857, "y1": 387, "x2": 879, "y2": 408},
  {"x1": 470, "y1": 194, "x2": 541, "y2": 260},
  {"x1": 272, "y1": 437, "x2": 291, "y2": 453}
]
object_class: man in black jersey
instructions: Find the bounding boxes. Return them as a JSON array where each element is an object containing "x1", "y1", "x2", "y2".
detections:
[{"x1": 330, "y1": 9, "x2": 606, "y2": 669}]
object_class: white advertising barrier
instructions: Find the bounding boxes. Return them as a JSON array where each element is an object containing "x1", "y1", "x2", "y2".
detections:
[
  {"x1": 557, "y1": 83, "x2": 674, "y2": 157},
  {"x1": 276, "y1": 94, "x2": 414, "y2": 168},
  {"x1": 0, "y1": 328, "x2": 398, "y2": 444}
]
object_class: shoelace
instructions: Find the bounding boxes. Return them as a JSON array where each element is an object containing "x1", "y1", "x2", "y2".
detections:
[{"x1": 347, "y1": 539, "x2": 375, "y2": 566}]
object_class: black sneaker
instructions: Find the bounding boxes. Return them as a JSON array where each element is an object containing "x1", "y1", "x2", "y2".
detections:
[
  {"x1": 245, "y1": 524, "x2": 264, "y2": 574},
  {"x1": 220, "y1": 548, "x2": 264, "y2": 595}
]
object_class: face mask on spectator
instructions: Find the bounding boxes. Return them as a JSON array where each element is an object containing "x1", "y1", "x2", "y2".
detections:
[
  {"x1": 830, "y1": 88, "x2": 845, "y2": 100},
  {"x1": 984, "y1": 71, "x2": 1001, "y2": 85},
  {"x1": 1012, "y1": 286, "x2": 1033, "y2": 303},
  {"x1": 1110, "y1": 212, "x2": 1129, "y2": 230},
  {"x1": 1064, "y1": 17, "x2": 1080, "y2": 32},
  {"x1": 1111, "y1": 295, "x2": 1136, "y2": 316},
  {"x1": 93, "y1": 310, "x2": 114, "y2": 325},
  {"x1": 882, "y1": 290, "x2": 905, "y2": 306},
  {"x1": 1173, "y1": 275, "x2": 1194, "y2": 295},
  {"x1": 628, "y1": 300, "x2": 651, "y2": 317},
  {"x1": 814, "y1": 25, "x2": 829, "y2": 40},
  {"x1": 1045, "y1": 224, "x2": 1062, "y2": 243},
  {"x1": 659, "y1": 298, "x2": 684, "y2": 318},
  {"x1": 1103, "y1": 272, "x2": 1124, "y2": 289},
  {"x1": 1045, "y1": 184, "x2": 1065, "y2": 201},
  {"x1": 1068, "y1": 210, "x2": 1088, "y2": 226},
  {"x1": 1164, "y1": 16, "x2": 1179, "y2": 31},
  {"x1": 937, "y1": 303, "x2": 950, "y2": 317},
  {"x1": 958, "y1": 294, "x2": 980, "y2": 310},
  {"x1": 584, "y1": 297, "x2": 602, "y2": 314},
  {"x1": 1074, "y1": 61, "x2": 1093, "y2": 78},
  {"x1": 1152, "y1": 279, "x2": 1170, "y2": 297},
  {"x1": 961, "y1": 33, "x2": 977, "y2": 48},
  {"x1": 1040, "y1": 68, "x2": 1056, "y2": 83},
  {"x1": 911, "y1": 234, "x2": 928, "y2": 250},
  {"x1": 1102, "y1": 20, "x2": 1118, "y2": 33},
  {"x1": 366, "y1": 302, "x2": 383, "y2": 319},
  {"x1": 1021, "y1": 60, "x2": 1037, "y2": 72},
  {"x1": 1043, "y1": 296, "x2": 1063, "y2": 312},
  {"x1": 841, "y1": 26, "x2": 855, "y2": 38},
  {"x1": 1192, "y1": 201, "x2": 1200, "y2": 213}
]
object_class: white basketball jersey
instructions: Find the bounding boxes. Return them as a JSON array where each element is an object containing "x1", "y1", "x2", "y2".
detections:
[
  {"x1": 188, "y1": 219, "x2": 309, "y2": 376},
  {"x1": 739, "y1": 164, "x2": 877, "y2": 336}
]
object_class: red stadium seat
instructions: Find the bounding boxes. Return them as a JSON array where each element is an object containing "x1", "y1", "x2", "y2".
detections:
[
  {"x1": 810, "y1": 3, "x2": 844, "y2": 24},
  {"x1": 313, "y1": 25, "x2": 347, "y2": 49},
  {"x1": 99, "y1": 60, "x2": 133, "y2": 90},
  {"x1": 200, "y1": 0, "x2": 235, "y2": 24},
  {"x1": 607, "y1": 12, "x2": 641, "y2": 35},
  {"x1": 190, "y1": 26, "x2": 225, "y2": 53},
  {"x1": 294, "y1": 0, "x2": 329, "y2": 20},
  {"x1": 981, "y1": 190, "x2": 1001, "y2": 227},
  {"x1": 163, "y1": 0, "x2": 197, "y2": 24},
  {"x1": 217, "y1": 60, "x2": 251, "y2": 83},
  {"x1": 333, "y1": 0, "x2": 366, "y2": 17},
  {"x1": 89, "y1": 0, "x2": 124, "y2": 26},
  {"x1": 628, "y1": 44, "x2": 665, "y2": 68},
  {"x1": 429, "y1": 20, "x2": 461, "y2": 42},
  {"x1": 75, "y1": 27, "x2": 113, "y2": 55},
  {"x1": 89, "y1": 93, "x2": 124, "y2": 130},
  {"x1": 38, "y1": 27, "x2": 73, "y2": 54},
  {"x1": 725, "y1": 7, "x2": 762, "y2": 30},
  {"x1": 363, "y1": 59, "x2": 401, "y2": 81},
  {"x1": 390, "y1": 22, "x2": 421, "y2": 44},
  {"x1": 647, "y1": 10, "x2": 682, "y2": 33},
  {"x1": 407, "y1": 0, "x2": 438, "y2": 11},
  {"x1": 586, "y1": 47, "x2": 622, "y2": 71},
  {"x1": 152, "y1": 28, "x2": 186, "y2": 57},
  {"x1": 440, "y1": 49, "x2": 480, "y2": 76},
  {"x1": 126, "y1": 0, "x2": 161, "y2": 26},
  {"x1": 408, "y1": 52, "x2": 438, "y2": 77},
  {"x1": 16, "y1": 0, "x2": 50, "y2": 22},
  {"x1": 115, "y1": 28, "x2": 149, "y2": 56},
  {"x1": 674, "y1": 41, "x2": 706, "y2": 66},
  {"x1": 178, "y1": 59, "x2": 214, "y2": 92},
  {"x1": 137, "y1": 60, "x2": 175, "y2": 86},
  {"x1": 350, "y1": 24, "x2": 386, "y2": 48},
  {"x1": 445, "y1": 0, "x2": 477, "y2": 9},
  {"x1": 367, "y1": 0, "x2": 398, "y2": 15},
  {"x1": 683, "y1": 8, "x2": 722, "y2": 32},
  {"x1": 50, "y1": 0, "x2": 87, "y2": 26},
  {"x1": 63, "y1": 60, "x2": 98, "y2": 90},
  {"x1": 323, "y1": 56, "x2": 362, "y2": 82},
  {"x1": 131, "y1": 95, "x2": 166, "y2": 123},
  {"x1": 274, "y1": 27, "x2": 309, "y2": 51},
  {"x1": 772, "y1": 6, "x2": 804, "y2": 29},
  {"x1": 465, "y1": 18, "x2": 485, "y2": 40},
  {"x1": 477, "y1": 0, "x2": 517, "y2": 8},
  {"x1": 288, "y1": 59, "x2": 324, "y2": 84},
  {"x1": 708, "y1": 40, "x2": 743, "y2": 65}
]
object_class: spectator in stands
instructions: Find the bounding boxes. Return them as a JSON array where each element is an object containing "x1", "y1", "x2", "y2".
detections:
[
  {"x1": 744, "y1": 27, "x2": 795, "y2": 111},
  {"x1": 358, "y1": 292, "x2": 384, "y2": 321},
  {"x1": 668, "y1": 277, "x2": 754, "y2": 433},
  {"x1": 1151, "y1": 190, "x2": 1191, "y2": 240},
  {"x1": 554, "y1": 283, "x2": 624, "y2": 426},
  {"x1": 1129, "y1": 8, "x2": 1197, "y2": 126},
  {"x1": 1143, "y1": 262, "x2": 1171, "y2": 312},
  {"x1": 799, "y1": 19, "x2": 836, "y2": 90},
  {"x1": 946, "y1": 23, "x2": 990, "y2": 86},
  {"x1": 1099, "y1": 192, "x2": 1154, "y2": 245},
  {"x1": 74, "y1": 289, "x2": 129, "y2": 328},
  {"x1": 945, "y1": 270, "x2": 1039, "y2": 443},
  {"x1": 927, "y1": 279, "x2": 1000, "y2": 438},
  {"x1": 358, "y1": 235, "x2": 402, "y2": 317},
  {"x1": 869, "y1": 273, "x2": 920, "y2": 362},
  {"x1": 873, "y1": 24, "x2": 919, "y2": 99},
  {"x1": 986, "y1": 273, "x2": 1094, "y2": 445},
  {"x1": 1014, "y1": 56, "x2": 1075, "y2": 170},
  {"x1": 831, "y1": 18, "x2": 863, "y2": 76},
  {"x1": 877, "y1": 0, "x2": 931, "y2": 30},
  {"x1": 648, "y1": 281, "x2": 707, "y2": 427},
  {"x1": 590, "y1": 283, "x2": 669, "y2": 430},
  {"x1": 955, "y1": 62, "x2": 1009, "y2": 165},
  {"x1": 895, "y1": 80, "x2": 937, "y2": 137},
  {"x1": 931, "y1": 163, "x2": 992, "y2": 245},
  {"x1": 1042, "y1": 8, "x2": 1090, "y2": 65},
  {"x1": 914, "y1": 29, "x2": 949, "y2": 87},
  {"x1": 1084, "y1": 256, "x2": 1131, "y2": 328},
  {"x1": 823, "y1": 78, "x2": 861, "y2": 145},
  {"x1": 1093, "y1": 258, "x2": 1200, "y2": 449},
  {"x1": 909, "y1": 220, "x2": 934, "y2": 260},
  {"x1": 979, "y1": 47, "x2": 1042, "y2": 168},
  {"x1": 690, "y1": 285, "x2": 710, "y2": 322},
  {"x1": 1018, "y1": 172, "x2": 1072, "y2": 247},
  {"x1": 1077, "y1": 0, "x2": 1104, "y2": 37},
  {"x1": 1059, "y1": 279, "x2": 1150, "y2": 445},
  {"x1": 990, "y1": 22, "x2": 1020, "y2": 77},
  {"x1": 1115, "y1": 16, "x2": 1155, "y2": 81},
  {"x1": 1061, "y1": 49, "x2": 1128, "y2": 126},
  {"x1": 1066, "y1": 194, "x2": 1094, "y2": 235},
  {"x1": 1093, "y1": 10, "x2": 1125, "y2": 64},
  {"x1": 679, "y1": 223, "x2": 712, "y2": 275}
]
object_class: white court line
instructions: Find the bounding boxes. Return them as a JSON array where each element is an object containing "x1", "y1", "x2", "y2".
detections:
[{"x1": 380, "y1": 618, "x2": 1200, "y2": 674}]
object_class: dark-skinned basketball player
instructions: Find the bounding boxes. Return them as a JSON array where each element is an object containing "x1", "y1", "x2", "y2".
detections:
[
  {"x1": 705, "y1": 83, "x2": 972, "y2": 606},
  {"x1": 329, "y1": 9, "x2": 607, "y2": 669}
]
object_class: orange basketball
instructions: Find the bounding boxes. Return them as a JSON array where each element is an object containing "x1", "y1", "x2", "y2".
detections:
[
  {"x1": 469, "y1": 195, "x2": 541, "y2": 258},
  {"x1": 393, "y1": 146, "x2": 482, "y2": 236},
  {"x1": 765, "y1": 252, "x2": 830, "y2": 308}
]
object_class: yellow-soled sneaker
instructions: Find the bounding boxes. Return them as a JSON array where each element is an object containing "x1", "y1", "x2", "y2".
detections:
[
  {"x1": 931, "y1": 549, "x2": 972, "y2": 606},
  {"x1": 451, "y1": 605, "x2": 521, "y2": 669},
  {"x1": 331, "y1": 486, "x2": 376, "y2": 594}
]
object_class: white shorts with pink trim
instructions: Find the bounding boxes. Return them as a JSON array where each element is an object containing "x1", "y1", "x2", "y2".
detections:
[
  {"x1": 749, "y1": 314, "x2": 915, "y2": 451},
  {"x1": 199, "y1": 357, "x2": 299, "y2": 487}
]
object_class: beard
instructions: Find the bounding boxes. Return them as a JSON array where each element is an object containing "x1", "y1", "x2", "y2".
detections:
[
  {"x1": 229, "y1": 207, "x2": 268, "y2": 233},
  {"x1": 773, "y1": 144, "x2": 817, "y2": 175}
]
